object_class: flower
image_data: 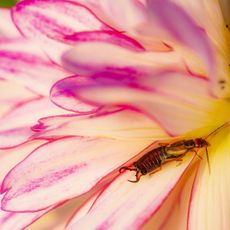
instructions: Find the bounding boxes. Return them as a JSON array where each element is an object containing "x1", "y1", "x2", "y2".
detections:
[{"x1": 0, "y1": 0, "x2": 230, "y2": 229}]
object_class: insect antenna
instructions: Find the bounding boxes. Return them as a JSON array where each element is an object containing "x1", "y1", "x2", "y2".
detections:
[
  {"x1": 204, "y1": 122, "x2": 228, "y2": 174},
  {"x1": 205, "y1": 147, "x2": 211, "y2": 174},
  {"x1": 204, "y1": 122, "x2": 228, "y2": 139}
]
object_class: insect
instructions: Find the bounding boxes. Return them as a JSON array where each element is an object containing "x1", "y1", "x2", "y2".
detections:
[{"x1": 119, "y1": 123, "x2": 227, "y2": 183}]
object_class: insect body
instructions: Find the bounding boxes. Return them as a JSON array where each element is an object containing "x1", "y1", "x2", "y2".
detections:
[{"x1": 119, "y1": 138, "x2": 209, "y2": 183}]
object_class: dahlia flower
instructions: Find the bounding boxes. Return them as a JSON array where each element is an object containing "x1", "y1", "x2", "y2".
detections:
[{"x1": 0, "y1": 0, "x2": 229, "y2": 229}]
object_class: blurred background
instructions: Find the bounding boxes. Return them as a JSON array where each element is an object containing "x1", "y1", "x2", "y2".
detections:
[{"x1": 0, "y1": 0, "x2": 17, "y2": 7}]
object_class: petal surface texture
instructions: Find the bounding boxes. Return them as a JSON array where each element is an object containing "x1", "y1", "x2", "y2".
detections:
[
  {"x1": 0, "y1": 9, "x2": 20, "y2": 37},
  {"x1": 67, "y1": 154, "x2": 194, "y2": 230},
  {"x1": 65, "y1": 31, "x2": 145, "y2": 51},
  {"x1": 50, "y1": 73, "x2": 230, "y2": 135},
  {"x1": 61, "y1": 42, "x2": 186, "y2": 75},
  {"x1": 0, "y1": 97, "x2": 71, "y2": 149},
  {"x1": 99, "y1": 0, "x2": 147, "y2": 33},
  {"x1": 34, "y1": 110, "x2": 167, "y2": 141},
  {"x1": 146, "y1": 0, "x2": 215, "y2": 77},
  {"x1": 0, "y1": 38, "x2": 70, "y2": 95},
  {"x1": 11, "y1": 0, "x2": 113, "y2": 62},
  {"x1": 169, "y1": 0, "x2": 230, "y2": 97},
  {"x1": 1, "y1": 111, "x2": 167, "y2": 211},
  {"x1": 0, "y1": 197, "x2": 55, "y2": 230},
  {"x1": 188, "y1": 124, "x2": 230, "y2": 230}
]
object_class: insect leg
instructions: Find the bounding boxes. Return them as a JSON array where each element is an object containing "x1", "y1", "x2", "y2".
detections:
[
  {"x1": 158, "y1": 143, "x2": 169, "y2": 147},
  {"x1": 190, "y1": 149, "x2": 203, "y2": 160},
  {"x1": 206, "y1": 147, "x2": 211, "y2": 174},
  {"x1": 128, "y1": 171, "x2": 142, "y2": 183},
  {"x1": 166, "y1": 154, "x2": 185, "y2": 166}
]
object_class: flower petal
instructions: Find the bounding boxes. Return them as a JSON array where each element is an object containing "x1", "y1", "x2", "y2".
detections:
[
  {"x1": 33, "y1": 109, "x2": 167, "y2": 141},
  {"x1": 12, "y1": 0, "x2": 114, "y2": 62},
  {"x1": 0, "y1": 80, "x2": 35, "y2": 116},
  {"x1": 0, "y1": 97, "x2": 72, "y2": 149},
  {"x1": 99, "y1": 0, "x2": 147, "y2": 33},
  {"x1": 162, "y1": 0, "x2": 230, "y2": 98},
  {"x1": 142, "y1": 162, "x2": 199, "y2": 230},
  {"x1": 61, "y1": 42, "x2": 186, "y2": 75},
  {"x1": 0, "y1": 38, "x2": 70, "y2": 95},
  {"x1": 65, "y1": 31, "x2": 145, "y2": 51},
  {"x1": 66, "y1": 153, "x2": 194, "y2": 230},
  {"x1": 0, "y1": 127, "x2": 34, "y2": 150},
  {"x1": 188, "y1": 125, "x2": 230, "y2": 229},
  {"x1": 50, "y1": 72, "x2": 230, "y2": 135},
  {"x1": 0, "y1": 9, "x2": 20, "y2": 37},
  {"x1": 0, "y1": 196, "x2": 58, "y2": 230},
  {"x1": 66, "y1": 192, "x2": 100, "y2": 228},
  {"x1": 146, "y1": 0, "x2": 215, "y2": 77},
  {"x1": 0, "y1": 140, "x2": 46, "y2": 188},
  {"x1": 220, "y1": 0, "x2": 230, "y2": 29},
  {"x1": 1, "y1": 136, "x2": 155, "y2": 211}
]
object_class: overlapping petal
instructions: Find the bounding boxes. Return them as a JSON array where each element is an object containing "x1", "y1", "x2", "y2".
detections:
[
  {"x1": 188, "y1": 125, "x2": 230, "y2": 229},
  {"x1": 99, "y1": 0, "x2": 147, "y2": 33},
  {"x1": 0, "y1": 38, "x2": 70, "y2": 95},
  {"x1": 12, "y1": 0, "x2": 114, "y2": 62},
  {"x1": 0, "y1": 97, "x2": 72, "y2": 149},
  {"x1": 0, "y1": 9, "x2": 20, "y2": 37},
  {"x1": 0, "y1": 198, "x2": 57, "y2": 230},
  {"x1": 51, "y1": 72, "x2": 230, "y2": 135},
  {"x1": 66, "y1": 153, "x2": 194, "y2": 230},
  {"x1": 0, "y1": 80, "x2": 35, "y2": 116},
  {"x1": 151, "y1": 0, "x2": 230, "y2": 98},
  {"x1": 61, "y1": 42, "x2": 186, "y2": 75},
  {"x1": 65, "y1": 31, "x2": 145, "y2": 51},
  {"x1": 0, "y1": 141, "x2": 58, "y2": 229},
  {"x1": 33, "y1": 110, "x2": 167, "y2": 141},
  {"x1": 146, "y1": 0, "x2": 215, "y2": 78},
  {"x1": 0, "y1": 141, "x2": 46, "y2": 188},
  {"x1": 0, "y1": 0, "x2": 228, "y2": 229},
  {"x1": 66, "y1": 192, "x2": 100, "y2": 228},
  {"x1": 1, "y1": 136, "x2": 153, "y2": 211}
]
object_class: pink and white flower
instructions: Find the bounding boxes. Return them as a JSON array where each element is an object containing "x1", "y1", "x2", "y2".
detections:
[{"x1": 0, "y1": 0, "x2": 230, "y2": 229}]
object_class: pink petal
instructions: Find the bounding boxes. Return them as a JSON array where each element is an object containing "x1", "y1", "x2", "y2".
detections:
[
  {"x1": 0, "y1": 140, "x2": 46, "y2": 188},
  {"x1": 0, "y1": 80, "x2": 35, "y2": 116},
  {"x1": 0, "y1": 9, "x2": 20, "y2": 37},
  {"x1": 0, "y1": 140, "x2": 49, "y2": 228},
  {"x1": 0, "y1": 194, "x2": 63, "y2": 229},
  {"x1": 33, "y1": 109, "x2": 167, "y2": 141},
  {"x1": 50, "y1": 72, "x2": 215, "y2": 135},
  {"x1": 1, "y1": 136, "x2": 154, "y2": 211},
  {"x1": 61, "y1": 42, "x2": 186, "y2": 75},
  {"x1": 66, "y1": 153, "x2": 194, "y2": 229},
  {"x1": 0, "y1": 81, "x2": 34, "y2": 106},
  {"x1": 65, "y1": 31, "x2": 145, "y2": 51},
  {"x1": 12, "y1": 0, "x2": 114, "y2": 62},
  {"x1": 142, "y1": 160, "x2": 199, "y2": 230},
  {"x1": 0, "y1": 38, "x2": 70, "y2": 95},
  {"x1": 0, "y1": 141, "x2": 59, "y2": 230},
  {"x1": 66, "y1": 192, "x2": 100, "y2": 228},
  {"x1": 146, "y1": 0, "x2": 215, "y2": 78},
  {"x1": 0, "y1": 127, "x2": 35, "y2": 149},
  {"x1": 99, "y1": 0, "x2": 147, "y2": 33},
  {"x1": 0, "y1": 97, "x2": 74, "y2": 149},
  {"x1": 50, "y1": 75, "x2": 100, "y2": 113}
]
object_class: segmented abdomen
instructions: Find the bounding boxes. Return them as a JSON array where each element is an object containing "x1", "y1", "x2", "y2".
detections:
[{"x1": 134, "y1": 147, "x2": 167, "y2": 175}]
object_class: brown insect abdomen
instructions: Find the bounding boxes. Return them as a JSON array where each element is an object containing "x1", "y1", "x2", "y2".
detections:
[{"x1": 134, "y1": 147, "x2": 165, "y2": 175}]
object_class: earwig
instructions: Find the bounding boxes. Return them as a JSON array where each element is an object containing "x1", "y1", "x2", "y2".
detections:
[
  {"x1": 119, "y1": 145, "x2": 183, "y2": 183},
  {"x1": 119, "y1": 123, "x2": 227, "y2": 183}
]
